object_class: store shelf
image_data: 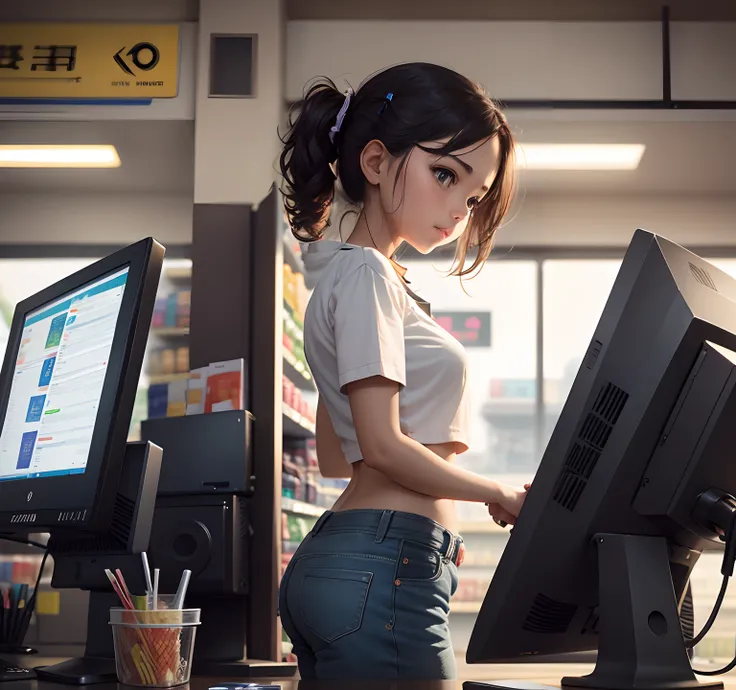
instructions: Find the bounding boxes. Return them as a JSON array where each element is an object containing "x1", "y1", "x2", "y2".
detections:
[
  {"x1": 283, "y1": 403, "x2": 316, "y2": 437},
  {"x1": 283, "y1": 236, "x2": 306, "y2": 275},
  {"x1": 151, "y1": 326, "x2": 190, "y2": 337},
  {"x1": 283, "y1": 347, "x2": 314, "y2": 388},
  {"x1": 165, "y1": 266, "x2": 192, "y2": 280},
  {"x1": 451, "y1": 601, "x2": 482, "y2": 614},
  {"x1": 147, "y1": 372, "x2": 191, "y2": 385},
  {"x1": 282, "y1": 496, "x2": 325, "y2": 518}
]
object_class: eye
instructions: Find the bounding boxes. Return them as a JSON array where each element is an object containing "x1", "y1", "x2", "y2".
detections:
[{"x1": 433, "y1": 167, "x2": 456, "y2": 188}]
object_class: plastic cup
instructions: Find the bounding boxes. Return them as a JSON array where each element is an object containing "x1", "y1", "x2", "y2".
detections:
[
  {"x1": 146, "y1": 593, "x2": 178, "y2": 611},
  {"x1": 109, "y1": 607, "x2": 200, "y2": 687}
]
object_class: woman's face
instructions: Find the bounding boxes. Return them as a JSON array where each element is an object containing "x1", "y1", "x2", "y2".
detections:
[{"x1": 380, "y1": 135, "x2": 501, "y2": 254}]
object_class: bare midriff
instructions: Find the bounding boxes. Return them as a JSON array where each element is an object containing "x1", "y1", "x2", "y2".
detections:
[{"x1": 330, "y1": 442, "x2": 459, "y2": 534}]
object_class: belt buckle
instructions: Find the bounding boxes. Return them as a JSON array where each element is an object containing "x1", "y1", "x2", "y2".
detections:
[{"x1": 456, "y1": 539, "x2": 465, "y2": 567}]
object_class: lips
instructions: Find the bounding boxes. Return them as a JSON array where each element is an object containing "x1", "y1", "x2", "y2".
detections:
[{"x1": 435, "y1": 227, "x2": 452, "y2": 240}]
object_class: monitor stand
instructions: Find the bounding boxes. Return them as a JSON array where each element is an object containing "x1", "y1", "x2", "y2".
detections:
[{"x1": 465, "y1": 533, "x2": 723, "y2": 690}]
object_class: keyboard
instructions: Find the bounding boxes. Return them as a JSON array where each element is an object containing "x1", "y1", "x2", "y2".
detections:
[{"x1": 0, "y1": 658, "x2": 34, "y2": 682}]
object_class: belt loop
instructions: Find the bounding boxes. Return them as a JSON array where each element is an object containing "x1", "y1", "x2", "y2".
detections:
[
  {"x1": 444, "y1": 531, "x2": 455, "y2": 561},
  {"x1": 311, "y1": 511, "x2": 331, "y2": 536},
  {"x1": 375, "y1": 510, "x2": 394, "y2": 543}
]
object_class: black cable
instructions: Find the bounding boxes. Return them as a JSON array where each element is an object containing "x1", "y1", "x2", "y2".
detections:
[
  {"x1": 693, "y1": 649, "x2": 736, "y2": 676},
  {"x1": 15, "y1": 549, "x2": 49, "y2": 641},
  {"x1": 690, "y1": 510, "x2": 736, "y2": 675},
  {"x1": 686, "y1": 573, "x2": 728, "y2": 649}
]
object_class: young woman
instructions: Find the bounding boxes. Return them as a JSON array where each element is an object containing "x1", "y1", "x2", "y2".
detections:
[{"x1": 277, "y1": 62, "x2": 530, "y2": 681}]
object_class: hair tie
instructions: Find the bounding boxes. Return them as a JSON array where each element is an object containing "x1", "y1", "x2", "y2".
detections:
[
  {"x1": 329, "y1": 88, "x2": 354, "y2": 144},
  {"x1": 378, "y1": 92, "x2": 393, "y2": 115}
]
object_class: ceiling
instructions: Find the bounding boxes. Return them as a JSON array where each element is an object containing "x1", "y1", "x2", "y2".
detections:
[
  {"x1": 287, "y1": 0, "x2": 736, "y2": 21},
  {"x1": 0, "y1": 116, "x2": 735, "y2": 196},
  {"x1": 511, "y1": 119, "x2": 736, "y2": 194},
  {"x1": 0, "y1": 120, "x2": 195, "y2": 194},
  {"x1": 3, "y1": 0, "x2": 735, "y2": 23}
]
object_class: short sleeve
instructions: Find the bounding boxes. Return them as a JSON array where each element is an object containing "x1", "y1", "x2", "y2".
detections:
[{"x1": 333, "y1": 263, "x2": 407, "y2": 393}]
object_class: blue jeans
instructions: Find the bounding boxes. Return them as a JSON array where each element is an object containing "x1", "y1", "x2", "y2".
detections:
[{"x1": 278, "y1": 509, "x2": 461, "y2": 680}]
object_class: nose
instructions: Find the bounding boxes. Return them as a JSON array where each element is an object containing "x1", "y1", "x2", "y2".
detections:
[{"x1": 452, "y1": 205, "x2": 469, "y2": 223}]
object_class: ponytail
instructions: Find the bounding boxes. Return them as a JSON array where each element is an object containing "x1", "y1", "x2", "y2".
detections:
[{"x1": 279, "y1": 78, "x2": 347, "y2": 241}]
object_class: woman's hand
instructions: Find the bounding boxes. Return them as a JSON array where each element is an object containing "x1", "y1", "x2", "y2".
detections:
[{"x1": 486, "y1": 482, "x2": 531, "y2": 527}]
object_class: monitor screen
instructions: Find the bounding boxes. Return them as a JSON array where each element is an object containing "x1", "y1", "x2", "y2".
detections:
[{"x1": 0, "y1": 266, "x2": 129, "y2": 483}]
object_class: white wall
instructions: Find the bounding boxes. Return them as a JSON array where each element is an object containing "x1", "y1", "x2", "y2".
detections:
[
  {"x1": 0, "y1": 193, "x2": 192, "y2": 245},
  {"x1": 0, "y1": 192, "x2": 733, "y2": 249},
  {"x1": 193, "y1": 0, "x2": 285, "y2": 204},
  {"x1": 287, "y1": 20, "x2": 736, "y2": 103}
]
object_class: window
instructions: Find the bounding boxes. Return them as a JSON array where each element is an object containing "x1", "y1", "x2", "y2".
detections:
[
  {"x1": 402, "y1": 258, "x2": 538, "y2": 481},
  {"x1": 402, "y1": 256, "x2": 537, "y2": 653},
  {"x1": 542, "y1": 260, "x2": 622, "y2": 446}
]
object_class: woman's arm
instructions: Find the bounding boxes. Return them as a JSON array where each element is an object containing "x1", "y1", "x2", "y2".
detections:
[
  {"x1": 316, "y1": 398, "x2": 352, "y2": 479},
  {"x1": 347, "y1": 376, "x2": 523, "y2": 510}
]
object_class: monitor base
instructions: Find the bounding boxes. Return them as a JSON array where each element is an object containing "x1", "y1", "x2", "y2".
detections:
[
  {"x1": 563, "y1": 533, "x2": 722, "y2": 690},
  {"x1": 33, "y1": 657, "x2": 116, "y2": 686},
  {"x1": 464, "y1": 682, "x2": 559, "y2": 690}
]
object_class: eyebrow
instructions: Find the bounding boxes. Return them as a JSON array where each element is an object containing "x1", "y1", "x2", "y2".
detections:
[{"x1": 443, "y1": 154, "x2": 489, "y2": 193}]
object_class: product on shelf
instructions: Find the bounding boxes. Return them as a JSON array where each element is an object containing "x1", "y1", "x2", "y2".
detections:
[
  {"x1": 283, "y1": 264, "x2": 308, "y2": 324},
  {"x1": 282, "y1": 438, "x2": 346, "y2": 509},
  {"x1": 282, "y1": 374, "x2": 315, "y2": 424},
  {"x1": 152, "y1": 290, "x2": 191, "y2": 329},
  {"x1": 147, "y1": 358, "x2": 247, "y2": 420},
  {"x1": 204, "y1": 358, "x2": 246, "y2": 413},
  {"x1": 175, "y1": 346, "x2": 189, "y2": 373},
  {"x1": 282, "y1": 375, "x2": 295, "y2": 409},
  {"x1": 186, "y1": 366, "x2": 208, "y2": 415}
]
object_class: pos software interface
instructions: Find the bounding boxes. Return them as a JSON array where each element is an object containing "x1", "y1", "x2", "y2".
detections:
[{"x1": 0, "y1": 267, "x2": 129, "y2": 483}]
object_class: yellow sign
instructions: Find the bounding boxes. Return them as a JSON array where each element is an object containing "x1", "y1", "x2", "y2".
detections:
[{"x1": 0, "y1": 24, "x2": 179, "y2": 99}]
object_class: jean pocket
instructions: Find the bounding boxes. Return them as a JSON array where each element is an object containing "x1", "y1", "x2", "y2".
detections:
[
  {"x1": 299, "y1": 567, "x2": 373, "y2": 643},
  {"x1": 396, "y1": 540, "x2": 443, "y2": 582}
]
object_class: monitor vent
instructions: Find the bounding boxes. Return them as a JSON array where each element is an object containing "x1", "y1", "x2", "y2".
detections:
[
  {"x1": 553, "y1": 382, "x2": 629, "y2": 512},
  {"x1": 689, "y1": 262, "x2": 717, "y2": 291},
  {"x1": 522, "y1": 593, "x2": 577, "y2": 634},
  {"x1": 579, "y1": 414, "x2": 612, "y2": 449},
  {"x1": 592, "y1": 382, "x2": 629, "y2": 425},
  {"x1": 563, "y1": 443, "x2": 600, "y2": 479},
  {"x1": 109, "y1": 493, "x2": 134, "y2": 546},
  {"x1": 552, "y1": 470, "x2": 586, "y2": 510}
]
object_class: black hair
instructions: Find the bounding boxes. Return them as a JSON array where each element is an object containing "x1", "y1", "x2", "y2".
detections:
[{"x1": 278, "y1": 62, "x2": 516, "y2": 276}]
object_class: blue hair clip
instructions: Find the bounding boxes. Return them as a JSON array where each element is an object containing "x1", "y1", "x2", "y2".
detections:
[{"x1": 378, "y1": 92, "x2": 393, "y2": 115}]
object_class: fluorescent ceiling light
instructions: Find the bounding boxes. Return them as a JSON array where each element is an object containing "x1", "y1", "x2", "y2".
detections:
[
  {"x1": 0, "y1": 145, "x2": 121, "y2": 168},
  {"x1": 515, "y1": 143, "x2": 645, "y2": 170}
]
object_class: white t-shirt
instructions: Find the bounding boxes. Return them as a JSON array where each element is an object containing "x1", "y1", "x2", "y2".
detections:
[{"x1": 303, "y1": 240, "x2": 470, "y2": 463}]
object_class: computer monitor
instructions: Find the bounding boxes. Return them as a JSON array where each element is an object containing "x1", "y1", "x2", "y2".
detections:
[
  {"x1": 467, "y1": 230, "x2": 736, "y2": 690},
  {"x1": 0, "y1": 239, "x2": 165, "y2": 684},
  {"x1": 0, "y1": 238, "x2": 164, "y2": 536}
]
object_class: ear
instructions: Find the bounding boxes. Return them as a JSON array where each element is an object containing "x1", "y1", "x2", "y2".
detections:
[{"x1": 359, "y1": 139, "x2": 389, "y2": 186}]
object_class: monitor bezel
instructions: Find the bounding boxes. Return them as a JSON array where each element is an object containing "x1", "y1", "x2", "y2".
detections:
[{"x1": 0, "y1": 237, "x2": 164, "y2": 534}]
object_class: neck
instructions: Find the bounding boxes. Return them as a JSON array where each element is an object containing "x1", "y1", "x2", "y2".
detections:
[{"x1": 346, "y1": 200, "x2": 400, "y2": 258}]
